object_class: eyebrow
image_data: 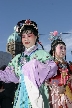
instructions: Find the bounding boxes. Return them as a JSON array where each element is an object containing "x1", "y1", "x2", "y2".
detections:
[{"x1": 60, "y1": 45, "x2": 66, "y2": 47}]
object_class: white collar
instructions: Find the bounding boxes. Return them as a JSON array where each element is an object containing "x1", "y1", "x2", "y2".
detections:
[{"x1": 25, "y1": 45, "x2": 36, "y2": 52}]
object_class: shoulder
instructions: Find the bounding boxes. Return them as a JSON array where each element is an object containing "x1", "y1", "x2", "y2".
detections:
[
  {"x1": 30, "y1": 49, "x2": 53, "y2": 62},
  {"x1": 36, "y1": 49, "x2": 52, "y2": 57}
]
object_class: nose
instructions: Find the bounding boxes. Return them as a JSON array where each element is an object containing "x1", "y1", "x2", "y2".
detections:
[
  {"x1": 62, "y1": 50, "x2": 64, "y2": 52},
  {"x1": 25, "y1": 35, "x2": 28, "y2": 41},
  {"x1": 62, "y1": 48, "x2": 65, "y2": 52}
]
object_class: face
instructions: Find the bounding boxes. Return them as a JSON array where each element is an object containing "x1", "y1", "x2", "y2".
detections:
[
  {"x1": 22, "y1": 30, "x2": 37, "y2": 48},
  {"x1": 55, "y1": 44, "x2": 66, "y2": 59}
]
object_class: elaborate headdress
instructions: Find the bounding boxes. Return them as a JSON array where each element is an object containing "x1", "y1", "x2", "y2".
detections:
[
  {"x1": 15, "y1": 19, "x2": 38, "y2": 36},
  {"x1": 15, "y1": 19, "x2": 44, "y2": 50},
  {"x1": 49, "y1": 31, "x2": 66, "y2": 59}
]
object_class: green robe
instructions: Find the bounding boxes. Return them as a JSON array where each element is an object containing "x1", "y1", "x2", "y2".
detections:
[{"x1": 8, "y1": 49, "x2": 53, "y2": 108}]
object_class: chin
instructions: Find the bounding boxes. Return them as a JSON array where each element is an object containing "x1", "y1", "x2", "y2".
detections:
[
  {"x1": 25, "y1": 45, "x2": 30, "y2": 48},
  {"x1": 26, "y1": 47, "x2": 30, "y2": 49},
  {"x1": 60, "y1": 56, "x2": 64, "y2": 59}
]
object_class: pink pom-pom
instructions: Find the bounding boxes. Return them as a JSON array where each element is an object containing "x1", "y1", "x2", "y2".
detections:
[{"x1": 53, "y1": 31, "x2": 58, "y2": 36}]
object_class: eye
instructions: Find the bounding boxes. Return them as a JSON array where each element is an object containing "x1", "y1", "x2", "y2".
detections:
[
  {"x1": 60, "y1": 46, "x2": 63, "y2": 49},
  {"x1": 64, "y1": 47, "x2": 66, "y2": 50},
  {"x1": 22, "y1": 35, "x2": 25, "y2": 38},
  {"x1": 28, "y1": 34, "x2": 32, "y2": 37}
]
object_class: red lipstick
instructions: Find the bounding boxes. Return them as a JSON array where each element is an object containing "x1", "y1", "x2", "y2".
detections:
[{"x1": 25, "y1": 42, "x2": 30, "y2": 44}]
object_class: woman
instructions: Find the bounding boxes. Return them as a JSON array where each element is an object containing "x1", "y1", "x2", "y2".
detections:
[
  {"x1": 0, "y1": 19, "x2": 57, "y2": 108},
  {"x1": 48, "y1": 31, "x2": 72, "y2": 108}
]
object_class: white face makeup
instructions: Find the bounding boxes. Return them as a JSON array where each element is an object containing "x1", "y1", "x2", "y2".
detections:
[
  {"x1": 22, "y1": 30, "x2": 37, "y2": 49},
  {"x1": 55, "y1": 44, "x2": 66, "y2": 59}
]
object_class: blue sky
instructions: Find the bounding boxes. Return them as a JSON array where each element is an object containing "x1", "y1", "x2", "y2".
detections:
[{"x1": 0, "y1": 0, "x2": 72, "y2": 61}]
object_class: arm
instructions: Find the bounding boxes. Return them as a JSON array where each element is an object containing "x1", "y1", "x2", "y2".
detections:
[
  {"x1": 22, "y1": 59, "x2": 57, "y2": 88},
  {"x1": 0, "y1": 57, "x2": 19, "y2": 84},
  {"x1": 0, "y1": 66, "x2": 19, "y2": 84}
]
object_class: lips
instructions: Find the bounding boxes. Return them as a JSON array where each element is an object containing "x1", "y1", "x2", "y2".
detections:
[
  {"x1": 61, "y1": 53, "x2": 64, "y2": 55},
  {"x1": 25, "y1": 42, "x2": 30, "y2": 44},
  {"x1": 61, "y1": 53, "x2": 65, "y2": 56}
]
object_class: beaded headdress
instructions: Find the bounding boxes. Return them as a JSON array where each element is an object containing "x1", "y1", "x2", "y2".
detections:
[
  {"x1": 49, "y1": 31, "x2": 66, "y2": 47},
  {"x1": 15, "y1": 19, "x2": 38, "y2": 36}
]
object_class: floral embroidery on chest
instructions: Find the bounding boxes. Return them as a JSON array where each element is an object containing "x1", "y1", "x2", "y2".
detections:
[
  {"x1": 16, "y1": 45, "x2": 38, "y2": 78},
  {"x1": 18, "y1": 46, "x2": 38, "y2": 66},
  {"x1": 18, "y1": 54, "x2": 30, "y2": 67}
]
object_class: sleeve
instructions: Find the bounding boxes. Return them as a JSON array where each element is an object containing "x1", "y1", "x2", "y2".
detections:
[
  {"x1": 22, "y1": 59, "x2": 57, "y2": 88},
  {"x1": 0, "y1": 57, "x2": 19, "y2": 84}
]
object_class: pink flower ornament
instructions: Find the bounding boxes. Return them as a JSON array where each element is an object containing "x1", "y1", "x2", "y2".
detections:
[{"x1": 53, "y1": 31, "x2": 58, "y2": 36}]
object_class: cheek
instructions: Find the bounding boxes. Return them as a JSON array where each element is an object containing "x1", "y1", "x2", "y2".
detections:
[
  {"x1": 55, "y1": 48, "x2": 61, "y2": 55},
  {"x1": 64, "y1": 50, "x2": 66, "y2": 55},
  {"x1": 22, "y1": 38, "x2": 25, "y2": 43},
  {"x1": 31, "y1": 37, "x2": 36, "y2": 43}
]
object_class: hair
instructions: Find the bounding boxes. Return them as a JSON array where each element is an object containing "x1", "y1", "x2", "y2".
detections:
[{"x1": 49, "y1": 39, "x2": 66, "y2": 60}]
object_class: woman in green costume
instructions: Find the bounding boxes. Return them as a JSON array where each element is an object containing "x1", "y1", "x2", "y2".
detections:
[{"x1": 0, "y1": 19, "x2": 57, "y2": 108}]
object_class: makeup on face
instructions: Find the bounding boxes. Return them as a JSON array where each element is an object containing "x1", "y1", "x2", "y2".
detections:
[
  {"x1": 22, "y1": 30, "x2": 33, "y2": 34},
  {"x1": 22, "y1": 33, "x2": 33, "y2": 39},
  {"x1": 22, "y1": 30, "x2": 37, "y2": 48},
  {"x1": 55, "y1": 44, "x2": 66, "y2": 59}
]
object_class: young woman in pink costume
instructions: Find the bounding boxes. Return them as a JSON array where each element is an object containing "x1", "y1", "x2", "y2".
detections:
[{"x1": 48, "y1": 31, "x2": 72, "y2": 108}]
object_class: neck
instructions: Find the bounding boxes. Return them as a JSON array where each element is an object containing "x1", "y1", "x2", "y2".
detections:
[
  {"x1": 54, "y1": 56, "x2": 63, "y2": 63},
  {"x1": 24, "y1": 45, "x2": 38, "y2": 56},
  {"x1": 25, "y1": 45, "x2": 36, "y2": 51}
]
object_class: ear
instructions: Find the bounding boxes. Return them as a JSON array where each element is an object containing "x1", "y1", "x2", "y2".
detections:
[
  {"x1": 35, "y1": 36, "x2": 37, "y2": 41},
  {"x1": 53, "y1": 51, "x2": 55, "y2": 56}
]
